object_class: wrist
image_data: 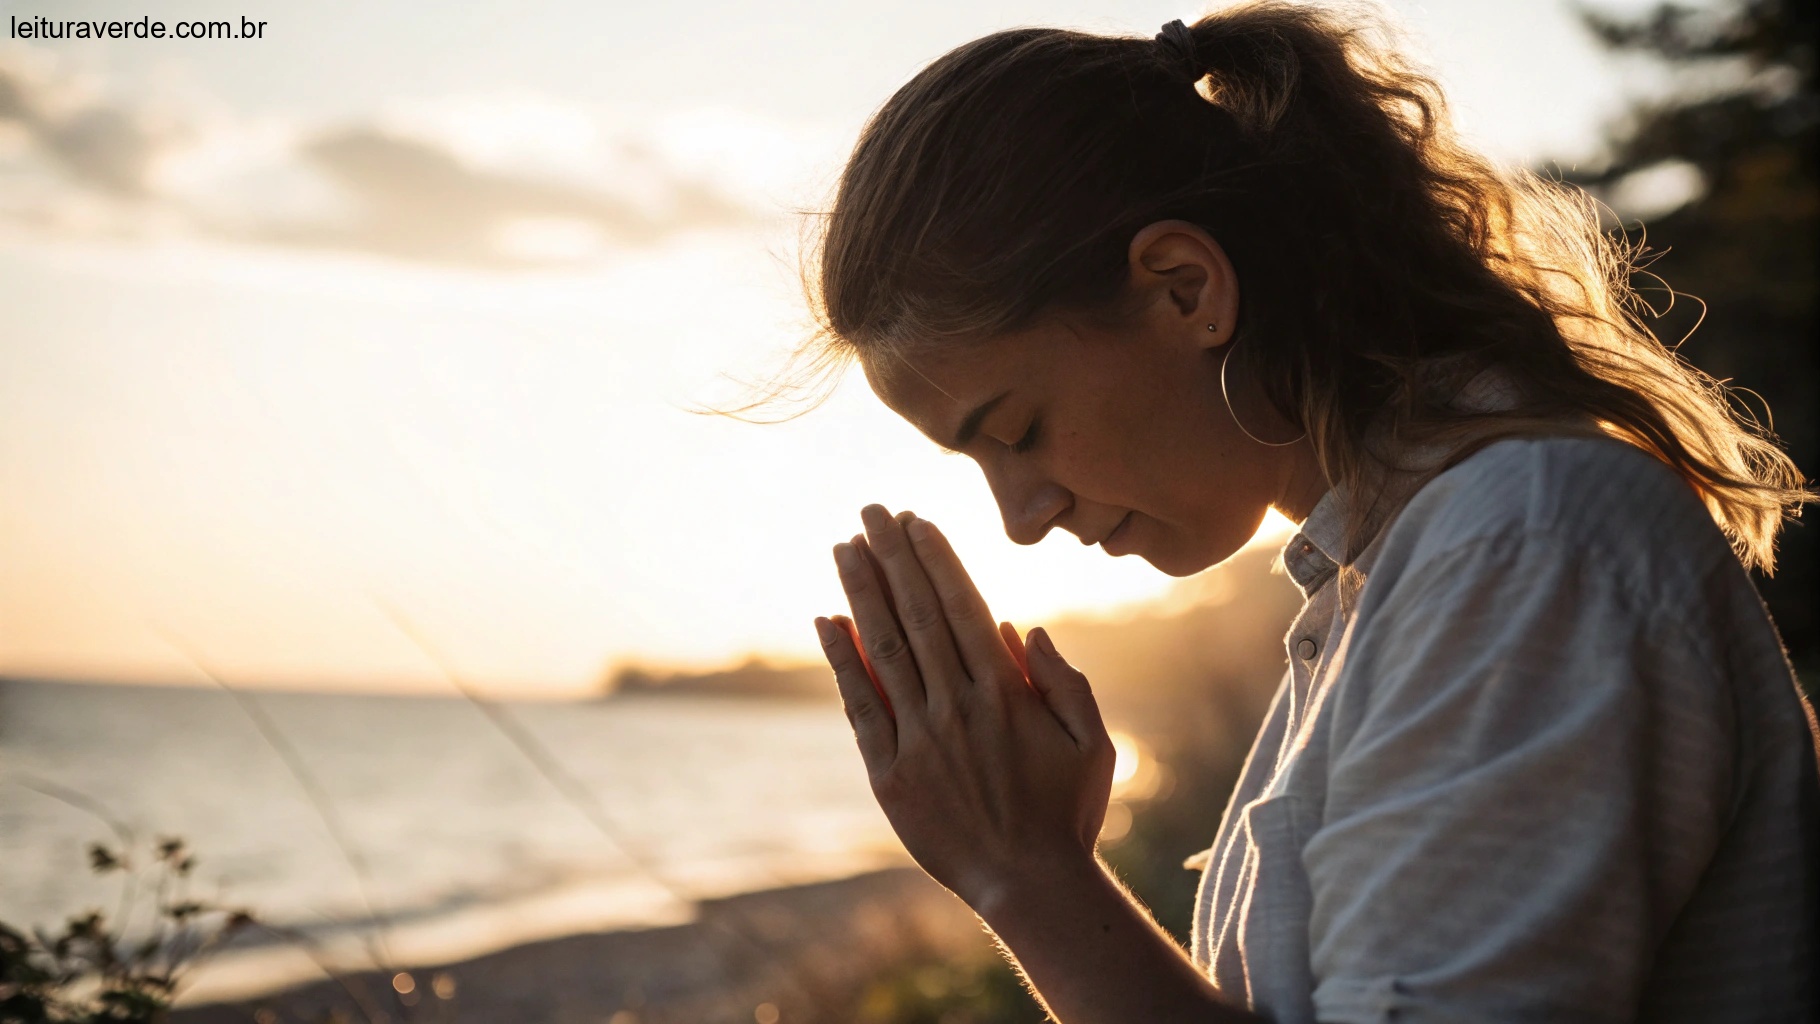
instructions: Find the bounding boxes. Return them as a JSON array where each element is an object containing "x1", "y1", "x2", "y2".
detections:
[{"x1": 968, "y1": 846, "x2": 1111, "y2": 930}]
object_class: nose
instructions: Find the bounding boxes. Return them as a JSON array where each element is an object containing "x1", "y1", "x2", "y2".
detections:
[{"x1": 981, "y1": 460, "x2": 1071, "y2": 546}]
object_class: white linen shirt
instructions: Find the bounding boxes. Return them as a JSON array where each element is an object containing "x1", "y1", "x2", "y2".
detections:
[{"x1": 1187, "y1": 435, "x2": 1820, "y2": 1022}]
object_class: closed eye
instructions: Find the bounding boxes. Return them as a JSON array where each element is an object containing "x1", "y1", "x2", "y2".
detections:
[{"x1": 1009, "y1": 417, "x2": 1042, "y2": 455}]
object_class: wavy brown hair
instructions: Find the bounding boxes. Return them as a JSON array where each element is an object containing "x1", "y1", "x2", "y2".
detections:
[{"x1": 739, "y1": 0, "x2": 1808, "y2": 571}]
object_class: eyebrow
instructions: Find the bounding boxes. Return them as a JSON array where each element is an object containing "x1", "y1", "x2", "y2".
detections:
[{"x1": 947, "y1": 390, "x2": 1011, "y2": 452}]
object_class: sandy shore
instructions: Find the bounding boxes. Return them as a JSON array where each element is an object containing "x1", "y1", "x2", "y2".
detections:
[{"x1": 170, "y1": 868, "x2": 991, "y2": 1024}]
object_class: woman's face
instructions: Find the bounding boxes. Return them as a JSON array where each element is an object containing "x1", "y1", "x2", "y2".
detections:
[{"x1": 862, "y1": 222, "x2": 1326, "y2": 576}]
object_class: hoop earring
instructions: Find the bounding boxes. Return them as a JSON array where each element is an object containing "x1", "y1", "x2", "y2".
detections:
[{"x1": 1217, "y1": 326, "x2": 1307, "y2": 448}]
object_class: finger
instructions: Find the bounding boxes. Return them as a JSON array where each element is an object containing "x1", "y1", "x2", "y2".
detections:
[
  {"x1": 1026, "y1": 627, "x2": 1107, "y2": 750},
  {"x1": 833, "y1": 540, "x2": 927, "y2": 717},
  {"x1": 902, "y1": 517, "x2": 1023, "y2": 682},
  {"x1": 816, "y1": 616, "x2": 896, "y2": 773},
  {"x1": 860, "y1": 505, "x2": 971, "y2": 712},
  {"x1": 999, "y1": 621, "x2": 1031, "y2": 684},
  {"x1": 852, "y1": 535, "x2": 903, "y2": 624},
  {"x1": 831, "y1": 614, "x2": 890, "y2": 715}
]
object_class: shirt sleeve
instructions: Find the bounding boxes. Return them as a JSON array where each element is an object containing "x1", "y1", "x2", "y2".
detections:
[{"x1": 1302, "y1": 530, "x2": 1736, "y2": 1024}]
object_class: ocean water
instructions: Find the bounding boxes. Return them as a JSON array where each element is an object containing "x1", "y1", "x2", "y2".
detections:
[{"x1": 0, "y1": 679, "x2": 904, "y2": 999}]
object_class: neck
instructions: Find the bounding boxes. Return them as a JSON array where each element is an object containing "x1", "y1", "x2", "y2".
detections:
[{"x1": 1271, "y1": 437, "x2": 1329, "y2": 525}]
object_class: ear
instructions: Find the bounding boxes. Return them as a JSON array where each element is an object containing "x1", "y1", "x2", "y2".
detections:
[{"x1": 1126, "y1": 219, "x2": 1240, "y2": 351}]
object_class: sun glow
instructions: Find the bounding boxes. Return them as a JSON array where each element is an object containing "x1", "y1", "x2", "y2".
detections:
[
  {"x1": 0, "y1": 228, "x2": 1297, "y2": 695},
  {"x1": 0, "y1": 0, "x2": 1622, "y2": 696}
]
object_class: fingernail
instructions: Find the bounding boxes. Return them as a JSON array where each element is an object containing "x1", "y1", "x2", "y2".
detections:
[
  {"x1": 814, "y1": 617, "x2": 838, "y2": 648},
  {"x1": 906, "y1": 517, "x2": 931, "y2": 542},
  {"x1": 833, "y1": 543, "x2": 859, "y2": 572},
  {"x1": 1033, "y1": 627, "x2": 1059, "y2": 658}
]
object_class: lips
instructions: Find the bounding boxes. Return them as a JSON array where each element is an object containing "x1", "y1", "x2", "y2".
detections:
[{"x1": 1099, "y1": 512, "x2": 1136, "y2": 553}]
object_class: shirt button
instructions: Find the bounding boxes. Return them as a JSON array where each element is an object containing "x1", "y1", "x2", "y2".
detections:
[{"x1": 1296, "y1": 638, "x2": 1318, "y2": 660}]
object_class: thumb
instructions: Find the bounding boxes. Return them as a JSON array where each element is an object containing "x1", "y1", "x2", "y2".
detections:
[{"x1": 1025, "y1": 627, "x2": 1106, "y2": 749}]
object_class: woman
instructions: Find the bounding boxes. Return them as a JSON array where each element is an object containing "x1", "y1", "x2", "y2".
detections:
[{"x1": 785, "y1": 3, "x2": 1819, "y2": 1020}]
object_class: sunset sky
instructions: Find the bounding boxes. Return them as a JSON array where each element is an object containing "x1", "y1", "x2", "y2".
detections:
[{"x1": 0, "y1": 0, "x2": 1683, "y2": 695}]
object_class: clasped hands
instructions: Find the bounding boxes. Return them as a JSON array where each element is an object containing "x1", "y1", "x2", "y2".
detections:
[{"x1": 814, "y1": 504, "x2": 1117, "y2": 914}]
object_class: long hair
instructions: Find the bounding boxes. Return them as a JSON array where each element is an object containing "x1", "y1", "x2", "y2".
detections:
[{"x1": 739, "y1": 0, "x2": 1808, "y2": 571}]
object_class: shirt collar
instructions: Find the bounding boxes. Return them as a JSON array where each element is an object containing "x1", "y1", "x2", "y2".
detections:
[
  {"x1": 1275, "y1": 365, "x2": 1526, "y2": 599},
  {"x1": 1281, "y1": 489, "x2": 1345, "y2": 598}
]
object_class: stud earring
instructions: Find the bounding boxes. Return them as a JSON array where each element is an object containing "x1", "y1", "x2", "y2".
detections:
[{"x1": 1207, "y1": 322, "x2": 1218, "y2": 333}]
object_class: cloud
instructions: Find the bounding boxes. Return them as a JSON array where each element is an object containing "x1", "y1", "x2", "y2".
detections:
[
  {"x1": 0, "y1": 47, "x2": 182, "y2": 200},
  {"x1": 272, "y1": 124, "x2": 753, "y2": 265},
  {"x1": 0, "y1": 47, "x2": 766, "y2": 266}
]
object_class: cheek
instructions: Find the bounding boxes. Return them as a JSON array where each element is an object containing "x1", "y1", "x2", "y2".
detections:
[
  {"x1": 1080, "y1": 379, "x2": 1271, "y2": 549},
  {"x1": 1072, "y1": 374, "x2": 1220, "y2": 489},
  {"x1": 1048, "y1": 420, "x2": 1146, "y2": 497}
]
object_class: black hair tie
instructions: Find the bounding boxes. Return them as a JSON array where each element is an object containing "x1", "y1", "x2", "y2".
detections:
[{"x1": 1154, "y1": 19, "x2": 1201, "y2": 84}]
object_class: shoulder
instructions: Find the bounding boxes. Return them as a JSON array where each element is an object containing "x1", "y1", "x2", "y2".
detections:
[
  {"x1": 1366, "y1": 434, "x2": 1736, "y2": 606},
  {"x1": 1326, "y1": 435, "x2": 1750, "y2": 779}
]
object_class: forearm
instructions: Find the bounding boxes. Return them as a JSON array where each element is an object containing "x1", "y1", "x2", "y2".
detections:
[{"x1": 971, "y1": 853, "x2": 1263, "y2": 1024}]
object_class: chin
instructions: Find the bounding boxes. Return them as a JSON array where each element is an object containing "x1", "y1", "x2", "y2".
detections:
[
  {"x1": 1145, "y1": 552, "x2": 1213, "y2": 578},
  {"x1": 1139, "y1": 532, "x2": 1249, "y2": 578},
  {"x1": 1127, "y1": 543, "x2": 1210, "y2": 578}
]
